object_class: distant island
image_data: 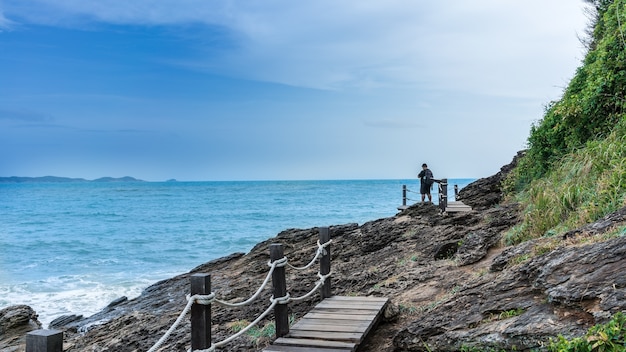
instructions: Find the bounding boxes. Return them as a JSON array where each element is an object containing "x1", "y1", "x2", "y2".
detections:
[{"x1": 0, "y1": 176, "x2": 145, "y2": 183}]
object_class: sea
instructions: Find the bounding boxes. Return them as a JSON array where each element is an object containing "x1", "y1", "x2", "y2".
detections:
[{"x1": 0, "y1": 178, "x2": 474, "y2": 326}]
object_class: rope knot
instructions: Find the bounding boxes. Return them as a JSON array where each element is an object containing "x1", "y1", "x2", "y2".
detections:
[
  {"x1": 317, "y1": 239, "x2": 332, "y2": 256},
  {"x1": 267, "y1": 256, "x2": 288, "y2": 268},
  {"x1": 271, "y1": 293, "x2": 291, "y2": 305},
  {"x1": 317, "y1": 271, "x2": 332, "y2": 284},
  {"x1": 187, "y1": 293, "x2": 216, "y2": 306}
]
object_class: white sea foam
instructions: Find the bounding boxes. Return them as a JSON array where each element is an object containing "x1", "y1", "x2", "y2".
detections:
[
  {"x1": 1, "y1": 179, "x2": 475, "y2": 328},
  {"x1": 0, "y1": 274, "x2": 162, "y2": 327}
]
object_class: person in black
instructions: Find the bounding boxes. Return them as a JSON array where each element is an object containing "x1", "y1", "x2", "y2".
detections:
[{"x1": 417, "y1": 163, "x2": 433, "y2": 203}]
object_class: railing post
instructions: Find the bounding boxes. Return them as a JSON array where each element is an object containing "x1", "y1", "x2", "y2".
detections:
[
  {"x1": 270, "y1": 244, "x2": 289, "y2": 338},
  {"x1": 439, "y1": 178, "x2": 448, "y2": 212},
  {"x1": 190, "y1": 273, "x2": 211, "y2": 351},
  {"x1": 319, "y1": 227, "x2": 331, "y2": 298},
  {"x1": 402, "y1": 185, "x2": 407, "y2": 206},
  {"x1": 26, "y1": 329, "x2": 63, "y2": 352},
  {"x1": 454, "y1": 184, "x2": 459, "y2": 200}
]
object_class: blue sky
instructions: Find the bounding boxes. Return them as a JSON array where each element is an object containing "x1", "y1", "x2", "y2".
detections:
[{"x1": 1, "y1": 1, "x2": 589, "y2": 181}]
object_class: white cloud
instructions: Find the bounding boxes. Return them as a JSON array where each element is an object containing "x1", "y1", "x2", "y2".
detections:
[
  {"x1": 3, "y1": 0, "x2": 590, "y2": 96},
  {"x1": 0, "y1": 7, "x2": 14, "y2": 30}
]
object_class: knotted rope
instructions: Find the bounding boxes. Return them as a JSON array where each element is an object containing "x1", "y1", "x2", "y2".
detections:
[
  {"x1": 286, "y1": 239, "x2": 332, "y2": 271},
  {"x1": 147, "y1": 240, "x2": 331, "y2": 352}
]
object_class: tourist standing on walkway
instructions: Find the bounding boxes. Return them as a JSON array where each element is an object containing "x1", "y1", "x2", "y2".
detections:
[{"x1": 417, "y1": 163, "x2": 434, "y2": 203}]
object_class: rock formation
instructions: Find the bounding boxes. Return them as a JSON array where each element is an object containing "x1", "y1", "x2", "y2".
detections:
[
  {"x1": 2, "y1": 153, "x2": 625, "y2": 351},
  {"x1": 0, "y1": 305, "x2": 41, "y2": 350}
]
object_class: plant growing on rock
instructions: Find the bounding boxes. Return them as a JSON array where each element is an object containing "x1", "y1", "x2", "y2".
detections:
[{"x1": 548, "y1": 312, "x2": 625, "y2": 351}]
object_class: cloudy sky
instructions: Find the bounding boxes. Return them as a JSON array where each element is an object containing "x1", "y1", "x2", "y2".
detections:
[{"x1": 1, "y1": 1, "x2": 589, "y2": 181}]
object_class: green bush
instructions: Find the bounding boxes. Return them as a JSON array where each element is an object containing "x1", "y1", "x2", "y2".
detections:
[
  {"x1": 505, "y1": 117, "x2": 626, "y2": 245},
  {"x1": 511, "y1": 0, "x2": 626, "y2": 192},
  {"x1": 548, "y1": 312, "x2": 626, "y2": 351}
]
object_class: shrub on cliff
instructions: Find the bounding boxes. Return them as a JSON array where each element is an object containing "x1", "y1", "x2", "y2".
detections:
[
  {"x1": 504, "y1": 0, "x2": 626, "y2": 243},
  {"x1": 505, "y1": 118, "x2": 626, "y2": 244},
  {"x1": 509, "y1": 0, "x2": 626, "y2": 191},
  {"x1": 548, "y1": 312, "x2": 626, "y2": 351}
]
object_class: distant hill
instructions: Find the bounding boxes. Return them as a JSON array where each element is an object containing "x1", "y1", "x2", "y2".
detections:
[{"x1": 0, "y1": 176, "x2": 145, "y2": 183}]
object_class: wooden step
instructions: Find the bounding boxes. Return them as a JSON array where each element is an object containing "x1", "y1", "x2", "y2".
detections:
[{"x1": 262, "y1": 296, "x2": 388, "y2": 352}]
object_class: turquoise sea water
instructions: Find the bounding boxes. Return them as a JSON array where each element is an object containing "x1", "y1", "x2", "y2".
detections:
[{"x1": 0, "y1": 179, "x2": 473, "y2": 326}]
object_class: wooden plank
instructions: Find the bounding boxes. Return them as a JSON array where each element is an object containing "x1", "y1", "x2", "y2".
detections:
[
  {"x1": 263, "y1": 296, "x2": 388, "y2": 352},
  {"x1": 324, "y1": 296, "x2": 388, "y2": 303},
  {"x1": 273, "y1": 337, "x2": 356, "y2": 350},
  {"x1": 287, "y1": 330, "x2": 363, "y2": 342},
  {"x1": 446, "y1": 201, "x2": 472, "y2": 212},
  {"x1": 302, "y1": 311, "x2": 376, "y2": 321},
  {"x1": 351, "y1": 297, "x2": 387, "y2": 346},
  {"x1": 263, "y1": 345, "x2": 352, "y2": 352},
  {"x1": 446, "y1": 207, "x2": 472, "y2": 213},
  {"x1": 313, "y1": 301, "x2": 385, "y2": 310},
  {"x1": 293, "y1": 318, "x2": 371, "y2": 327},
  {"x1": 320, "y1": 296, "x2": 388, "y2": 303},
  {"x1": 292, "y1": 321, "x2": 370, "y2": 332},
  {"x1": 324, "y1": 295, "x2": 388, "y2": 300},
  {"x1": 304, "y1": 312, "x2": 377, "y2": 321},
  {"x1": 290, "y1": 323, "x2": 368, "y2": 333},
  {"x1": 314, "y1": 298, "x2": 387, "y2": 307},
  {"x1": 313, "y1": 308, "x2": 381, "y2": 315}
]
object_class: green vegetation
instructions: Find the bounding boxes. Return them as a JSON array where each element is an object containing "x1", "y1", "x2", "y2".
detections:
[
  {"x1": 506, "y1": 118, "x2": 626, "y2": 244},
  {"x1": 229, "y1": 319, "x2": 276, "y2": 341},
  {"x1": 504, "y1": 0, "x2": 626, "y2": 244},
  {"x1": 548, "y1": 312, "x2": 626, "y2": 351},
  {"x1": 228, "y1": 315, "x2": 296, "y2": 344},
  {"x1": 398, "y1": 303, "x2": 420, "y2": 315},
  {"x1": 497, "y1": 308, "x2": 525, "y2": 320}
]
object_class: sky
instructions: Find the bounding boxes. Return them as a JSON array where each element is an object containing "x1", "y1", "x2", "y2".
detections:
[{"x1": 0, "y1": 1, "x2": 590, "y2": 181}]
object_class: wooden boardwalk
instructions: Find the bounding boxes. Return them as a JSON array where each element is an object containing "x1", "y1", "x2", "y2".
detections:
[
  {"x1": 445, "y1": 201, "x2": 472, "y2": 213},
  {"x1": 262, "y1": 296, "x2": 389, "y2": 352}
]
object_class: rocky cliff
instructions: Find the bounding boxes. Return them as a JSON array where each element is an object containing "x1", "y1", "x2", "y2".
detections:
[{"x1": 2, "y1": 155, "x2": 625, "y2": 351}]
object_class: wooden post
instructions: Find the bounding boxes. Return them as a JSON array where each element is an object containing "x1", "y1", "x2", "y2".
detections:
[
  {"x1": 26, "y1": 330, "x2": 63, "y2": 352},
  {"x1": 454, "y1": 184, "x2": 459, "y2": 200},
  {"x1": 402, "y1": 185, "x2": 407, "y2": 206},
  {"x1": 190, "y1": 274, "x2": 211, "y2": 351},
  {"x1": 270, "y1": 244, "x2": 289, "y2": 338},
  {"x1": 439, "y1": 178, "x2": 448, "y2": 212},
  {"x1": 319, "y1": 227, "x2": 331, "y2": 298}
]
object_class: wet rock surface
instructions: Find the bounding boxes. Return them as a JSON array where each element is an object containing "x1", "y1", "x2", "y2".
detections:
[{"x1": 3, "y1": 152, "x2": 626, "y2": 351}]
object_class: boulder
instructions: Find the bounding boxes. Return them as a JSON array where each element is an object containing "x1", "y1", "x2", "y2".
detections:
[
  {"x1": 457, "y1": 151, "x2": 523, "y2": 210},
  {"x1": 0, "y1": 305, "x2": 41, "y2": 350}
]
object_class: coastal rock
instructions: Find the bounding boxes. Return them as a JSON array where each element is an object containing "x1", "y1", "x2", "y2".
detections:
[
  {"x1": 0, "y1": 305, "x2": 41, "y2": 350},
  {"x1": 563, "y1": 205, "x2": 626, "y2": 239},
  {"x1": 456, "y1": 151, "x2": 523, "y2": 210},
  {"x1": 49, "y1": 315, "x2": 83, "y2": 330},
  {"x1": 393, "y1": 236, "x2": 626, "y2": 351},
  {"x1": 5, "y1": 151, "x2": 625, "y2": 352}
]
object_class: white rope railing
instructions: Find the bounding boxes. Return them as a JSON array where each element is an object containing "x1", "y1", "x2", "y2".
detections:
[
  {"x1": 146, "y1": 294, "x2": 202, "y2": 352},
  {"x1": 211, "y1": 256, "x2": 286, "y2": 308},
  {"x1": 147, "y1": 239, "x2": 332, "y2": 352},
  {"x1": 194, "y1": 272, "x2": 331, "y2": 351},
  {"x1": 286, "y1": 239, "x2": 332, "y2": 271},
  {"x1": 290, "y1": 272, "x2": 332, "y2": 303}
]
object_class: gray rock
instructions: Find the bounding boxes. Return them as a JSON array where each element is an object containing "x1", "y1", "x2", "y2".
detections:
[{"x1": 0, "y1": 305, "x2": 41, "y2": 350}]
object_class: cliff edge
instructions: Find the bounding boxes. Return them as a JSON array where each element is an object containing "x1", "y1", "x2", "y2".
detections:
[{"x1": 2, "y1": 154, "x2": 625, "y2": 351}]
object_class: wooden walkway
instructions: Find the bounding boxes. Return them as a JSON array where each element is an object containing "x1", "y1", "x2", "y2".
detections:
[
  {"x1": 262, "y1": 296, "x2": 389, "y2": 352},
  {"x1": 445, "y1": 201, "x2": 472, "y2": 213}
]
